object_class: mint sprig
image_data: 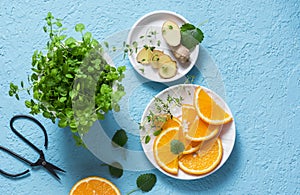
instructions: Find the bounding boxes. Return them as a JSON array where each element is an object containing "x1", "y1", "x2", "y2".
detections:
[
  {"x1": 112, "y1": 129, "x2": 128, "y2": 147},
  {"x1": 170, "y1": 139, "x2": 185, "y2": 155},
  {"x1": 127, "y1": 173, "x2": 157, "y2": 194},
  {"x1": 108, "y1": 162, "x2": 123, "y2": 178},
  {"x1": 180, "y1": 23, "x2": 204, "y2": 50}
]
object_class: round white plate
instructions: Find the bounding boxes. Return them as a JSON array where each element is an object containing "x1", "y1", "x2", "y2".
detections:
[
  {"x1": 127, "y1": 10, "x2": 199, "y2": 83},
  {"x1": 140, "y1": 84, "x2": 236, "y2": 180}
]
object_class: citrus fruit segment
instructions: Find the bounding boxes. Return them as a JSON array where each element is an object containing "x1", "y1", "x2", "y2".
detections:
[
  {"x1": 153, "y1": 127, "x2": 180, "y2": 175},
  {"x1": 179, "y1": 138, "x2": 223, "y2": 175},
  {"x1": 161, "y1": 116, "x2": 181, "y2": 130},
  {"x1": 181, "y1": 104, "x2": 198, "y2": 130},
  {"x1": 185, "y1": 116, "x2": 219, "y2": 141},
  {"x1": 69, "y1": 176, "x2": 121, "y2": 195},
  {"x1": 194, "y1": 86, "x2": 232, "y2": 125},
  {"x1": 182, "y1": 140, "x2": 202, "y2": 155}
]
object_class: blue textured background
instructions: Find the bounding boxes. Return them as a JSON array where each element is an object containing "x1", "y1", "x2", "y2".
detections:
[{"x1": 1, "y1": 0, "x2": 299, "y2": 194}]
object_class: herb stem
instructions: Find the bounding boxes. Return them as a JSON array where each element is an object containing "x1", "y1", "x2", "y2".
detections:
[
  {"x1": 198, "y1": 19, "x2": 209, "y2": 27},
  {"x1": 126, "y1": 188, "x2": 140, "y2": 195}
]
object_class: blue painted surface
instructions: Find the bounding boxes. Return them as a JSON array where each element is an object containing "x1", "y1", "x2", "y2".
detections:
[{"x1": 0, "y1": 0, "x2": 299, "y2": 194}]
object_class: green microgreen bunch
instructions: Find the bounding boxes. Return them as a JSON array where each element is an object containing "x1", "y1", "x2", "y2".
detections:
[{"x1": 8, "y1": 12, "x2": 126, "y2": 144}]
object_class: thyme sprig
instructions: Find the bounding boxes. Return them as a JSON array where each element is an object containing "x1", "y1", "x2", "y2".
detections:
[{"x1": 140, "y1": 94, "x2": 183, "y2": 144}]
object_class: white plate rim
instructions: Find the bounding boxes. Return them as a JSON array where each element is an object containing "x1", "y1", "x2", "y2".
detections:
[
  {"x1": 140, "y1": 84, "x2": 236, "y2": 180},
  {"x1": 127, "y1": 10, "x2": 199, "y2": 83}
]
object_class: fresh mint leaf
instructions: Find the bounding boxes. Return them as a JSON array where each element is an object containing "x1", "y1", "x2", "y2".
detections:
[
  {"x1": 180, "y1": 23, "x2": 204, "y2": 50},
  {"x1": 112, "y1": 129, "x2": 128, "y2": 147},
  {"x1": 109, "y1": 162, "x2": 123, "y2": 178},
  {"x1": 136, "y1": 173, "x2": 157, "y2": 192},
  {"x1": 170, "y1": 139, "x2": 185, "y2": 154}
]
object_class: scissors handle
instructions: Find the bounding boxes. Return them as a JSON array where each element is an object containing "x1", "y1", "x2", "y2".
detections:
[
  {"x1": 0, "y1": 145, "x2": 31, "y2": 177},
  {"x1": 10, "y1": 115, "x2": 48, "y2": 152}
]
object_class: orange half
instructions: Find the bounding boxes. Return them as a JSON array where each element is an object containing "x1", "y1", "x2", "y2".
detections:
[{"x1": 69, "y1": 176, "x2": 121, "y2": 195}]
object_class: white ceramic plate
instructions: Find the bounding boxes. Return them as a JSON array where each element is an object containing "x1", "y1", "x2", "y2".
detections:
[
  {"x1": 140, "y1": 84, "x2": 236, "y2": 180},
  {"x1": 127, "y1": 10, "x2": 199, "y2": 82}
]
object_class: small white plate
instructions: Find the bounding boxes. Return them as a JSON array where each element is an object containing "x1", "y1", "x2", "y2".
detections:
[
  {"x1": 140, "y1": 84, "x2": 236, "y2": 180},
  {"x1": 127, "y1": 10, "x2": 199, "y2": 82}
]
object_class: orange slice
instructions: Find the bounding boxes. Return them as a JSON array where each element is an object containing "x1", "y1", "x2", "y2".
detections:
[
  {"x1": 181, "y1": 104, "x2": 198, "y2": 130},
  {"x1": 153, "y1": 127, "x2": 180, "y2": 175},
  {"x1": 179, "y1": 138, "x2": 223, "y2": 175},
  {"x1": 69, "y1": 176, "x2": 121, "y2": 195},
  {"x1": 185, "y1": 116, "x2": 219, "y2": 141},
  {"x1": 194, "y1": 86, "x2": 232, "y2": 125},
  {"x1": 182, "y1": 140, "x2": 202, "y2": 154},
  {"x1": 161, "y1": 116, "x2": 181, "y2": 130}
]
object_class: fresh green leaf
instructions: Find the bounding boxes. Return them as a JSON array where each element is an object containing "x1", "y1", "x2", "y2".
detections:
[
  {"x1": 108, "y1": 162, "x2": 123, "y2": 178},
  {"x1": 180, "y1": 23, "x2": 204, "y2": 49},
  {"x1": 15, "y1": 94, "x2": 20, "y2": 100},
  {"x1": 170, "y1": 139, "x2": 185, "y2": 155},
  {"x1": 72, "y1": 134, "x2": 86, "y2": 147},
  {"x1": 58, "y1": 118, "x2": 68, "y2": 128},
  {"x1": 59, "y1": 97, "x2": 67, "y2": 102},
  {"x1": 65, "y1": 74, "x2": 73, "y2": 78},
  {"x1": 65, "y1": 37, "x2": 76, "y2": 46},
  {"x1": 145, "y1": 135, "x2": 151, "y2": 144},
  {"x1": 136, "y1": 173, "x2": 157, "y2": 192},
  {"x1": 153, "y1": 130, "x2": 162, "y2": 136},
  {"x1": 75, "y1": 23, "x2": 85, "y2": 32},
  {"x1": 83, "y1": 32, "x2": 92, "y2": 42},
  {"x1": 103, "y1": 41, "x2": 109, "y2": 48},
  {"x1": 112, "y1": 129, "x2": 128, "y2": 147}
]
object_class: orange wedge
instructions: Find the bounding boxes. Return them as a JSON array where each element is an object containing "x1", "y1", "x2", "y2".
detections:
[
  {"x1": 181, "y1": 104, "x2": 198, "y2": 130},
  {"x1": 179, "y1": 138, "x2": 223, "y2": 175},
  {"x1": 69, "y1": 176, "x2": 121, "y2": 195},
  {"x1": 161, "y1": 116, "x2": 181, "y2": 130},
  {"x1": 194, "y1": 86, "x2": 232, "y2": 125},
  {"x1": 185, "y1": 116, "x2": 219, "y2": 141},
  {"x1": 153, "y1": 127, "x2": 180, "y2": 175},
  {"x1": 182, "y1": 140, "x2": 202, "y2": 154}
]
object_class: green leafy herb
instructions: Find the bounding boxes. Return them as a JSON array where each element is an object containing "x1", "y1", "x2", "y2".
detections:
[
  {"x1": 112, "y1": 129, "x2": 128, "y2": 147},
  {"x1": 145, "y1": 135, "x2": 151, "y2": 144},
  {"x1": 75, "y1": 23, "x2": 85, "y2": 32},
  {"x1": 108, "y1": 162, "x2": 123, "y2": 178},
  {"x1": 139, "y1": 68, "x2": 145, "y2": 74},
  {"x1": 8, "y1": 12, "x2": 126, "y2": 143},
  {"x1": 153, "y1": 129, "x2": 162, "y2": 136},
  {"x1": 127, "y1": 173, "x2": 157, "y2": 194},
  {"x1": 139, "y1": 95, "x2": 183, "y2": 144},
  {"x1": 157, "y1": 40, "x2": 161, "y2": 46},
  {"x1": 180, "y1": 23, "x2": 204, "y2": 50},
  {"x1": 170, "y1": 139, "x2": 185, "y2": 154},
  {"x1": 72, "y1": 134, "x2": 86, "y2": 148}
]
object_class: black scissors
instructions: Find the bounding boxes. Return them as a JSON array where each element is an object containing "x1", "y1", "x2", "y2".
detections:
[{"x1": 0, "y1": 115, "x2": 65, "y2": 180}]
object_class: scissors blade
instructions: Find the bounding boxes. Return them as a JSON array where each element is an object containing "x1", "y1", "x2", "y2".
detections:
[
  {"x1": 43, "y1": 163, "x2": 60, "y2": 180},
  {"x1": 46, "y1": 161, "x2": 66, "y2": 173}
]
